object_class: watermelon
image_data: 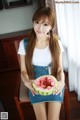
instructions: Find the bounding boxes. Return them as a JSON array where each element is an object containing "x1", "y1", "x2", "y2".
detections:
[{"x1": 32, "y1": 75, "x2": 58, "y2": 96}]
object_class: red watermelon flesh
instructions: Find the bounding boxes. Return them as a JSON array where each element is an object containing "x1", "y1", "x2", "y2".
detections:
[{"x1": 35, "y1": 76, "x2": 55, "y2": 89}]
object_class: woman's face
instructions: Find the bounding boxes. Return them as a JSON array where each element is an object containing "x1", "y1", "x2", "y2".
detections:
[{"x1": 33, "y1": 17, "x2": 52, "y2": 38}]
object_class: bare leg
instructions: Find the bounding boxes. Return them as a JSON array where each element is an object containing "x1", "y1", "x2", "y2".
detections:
[
  {"x1": 32, "y1": 102, "x2": 47, "y2": 120},
  {"x1": 48, "y1": 101, "x2": 61, "y2": 120}
]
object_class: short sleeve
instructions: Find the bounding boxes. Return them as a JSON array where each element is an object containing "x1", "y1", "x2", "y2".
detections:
[
  {"x1": 58, "y1": 40, "x2": 64, "y2": 53},
  {"x1": 18, "y1": 38, "x2": 28, "y2": 55}
]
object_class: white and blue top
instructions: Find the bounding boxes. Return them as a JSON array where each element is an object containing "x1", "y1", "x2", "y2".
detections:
[{"x1": 18, "y1": 39, "x2": 64, "y2": 67}]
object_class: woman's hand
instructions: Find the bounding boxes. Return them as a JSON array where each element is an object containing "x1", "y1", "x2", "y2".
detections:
[
  {"x1": 53, "y1": 81, "x2": 65, "y2": 96},
  {"x1": 25, "y1": 80, "x2": 37, "y2": 96}
]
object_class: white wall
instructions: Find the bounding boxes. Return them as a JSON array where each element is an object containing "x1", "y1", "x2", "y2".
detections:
[{"x1": 0, "y1": 0, "x2": 38, "y2": 34}]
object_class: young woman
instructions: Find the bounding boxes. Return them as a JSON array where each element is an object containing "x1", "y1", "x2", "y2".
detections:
[{"x1": 18, "y1": 7, "x2": 65, "y2": 120}]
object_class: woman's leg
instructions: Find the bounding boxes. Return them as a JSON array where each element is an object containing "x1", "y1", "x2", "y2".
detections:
[
  {"x1": 32, "y1": 102, "x2": 47, "y2": 120},
  {"x1": 48, "y1": 101, "x2": 61, "y2": 120}
]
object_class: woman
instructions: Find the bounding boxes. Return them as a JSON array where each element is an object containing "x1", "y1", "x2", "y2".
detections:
[{"x1": 18, "y1": 7, "x2": 65, "y2": 120}]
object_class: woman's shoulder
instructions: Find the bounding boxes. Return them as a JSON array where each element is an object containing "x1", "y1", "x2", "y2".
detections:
[
  {"x1": 20, "y1": 38, "x2": 28, "y2": 45},
  {"x1": 53, "y1": 34, "x2": 64, "y2": 52},
  {"x1": 58, "y1": 40, "x2": 64, "y2": 53},
  {"x1": 18, "y1": 38, "x2": 28, "y2": 55},
  {"x1": 19, "y1": 38, "x2": 28, "y2": 48}
]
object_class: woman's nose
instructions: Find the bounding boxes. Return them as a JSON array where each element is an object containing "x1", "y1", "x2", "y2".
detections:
[{"x1": 38, "y1": 24, "x2": 42, "y2": 30}]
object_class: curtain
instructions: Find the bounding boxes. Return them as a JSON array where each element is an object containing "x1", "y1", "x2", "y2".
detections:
[
  {"x1": 45, "y1": 0, "x2": 55, "y2": 8},
  {"x1": 55, "y1": 0, "x2": 80, "y2": 101},
  {"x1": 45, "y1": 0, "x2": 58, "y2": 34}
]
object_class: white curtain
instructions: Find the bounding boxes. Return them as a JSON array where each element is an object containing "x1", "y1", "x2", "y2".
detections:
[{"x1": 55, "y1": 0, "x2": 80, "y2": 101}]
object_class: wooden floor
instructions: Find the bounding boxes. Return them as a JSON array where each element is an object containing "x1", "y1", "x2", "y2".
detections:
[{"x1": 0, "y1": 70, "x2": 80, "y2": 120}]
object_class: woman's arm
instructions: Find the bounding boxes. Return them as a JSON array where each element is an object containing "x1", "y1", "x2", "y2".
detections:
[
  {"x1": 54, "y1": 52, "x2": 65, "y2": 95},
  {"x1": 20, "y1": 55, "x2": 29, "y2": 84},
  {"x1": 20, "y1": 55, "x2": 36, "y2": 95},
  {"x1": 57, "y1": 52, "x2": 65, "y2": 84}
]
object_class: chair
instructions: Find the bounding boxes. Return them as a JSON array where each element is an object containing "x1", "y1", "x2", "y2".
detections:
[
  {"x1": 14, "y1": 40, "x2": 30, "y2": 120},
  {"x1": 64, "y1": 82, "x2": 69, "y2": 120},
  {"x1": 14, "y1": 40, "x2": 69, "y2": 120}
]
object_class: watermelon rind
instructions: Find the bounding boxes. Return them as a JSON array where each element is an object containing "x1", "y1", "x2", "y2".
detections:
[{"x1": 32, "y1": 75, "x2": 58, "y2": 96}]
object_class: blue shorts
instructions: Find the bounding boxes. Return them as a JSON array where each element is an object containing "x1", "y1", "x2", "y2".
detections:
[{"x1": 28, "y1": 65, "x2": 64, "y2": 104}]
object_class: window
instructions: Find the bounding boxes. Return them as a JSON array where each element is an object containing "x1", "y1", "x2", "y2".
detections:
[{"x1": 3, "y1": 0, "x2": 33, "y2": 9}]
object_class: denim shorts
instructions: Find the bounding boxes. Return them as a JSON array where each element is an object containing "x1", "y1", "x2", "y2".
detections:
[{"x1": 28, "y1": 65, "x2": 64, "y2": 104}]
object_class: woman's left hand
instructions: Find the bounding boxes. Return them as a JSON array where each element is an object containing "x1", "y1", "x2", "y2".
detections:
[{"x1": 53, "y1": 81, "x2": 65, "y2": 96}]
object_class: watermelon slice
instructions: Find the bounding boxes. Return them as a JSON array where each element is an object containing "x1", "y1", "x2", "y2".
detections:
[{"x1": 32, "y1": 75, "x2": 58, "y2": 96}]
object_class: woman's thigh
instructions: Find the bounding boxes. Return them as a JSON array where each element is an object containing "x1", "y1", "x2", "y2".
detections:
[
  {"x1": 32, "y1": 102, "x2": 47, "y2": 120},
  {"x1": 48, "y1": 101, "x2": 61, "y2": 120}
]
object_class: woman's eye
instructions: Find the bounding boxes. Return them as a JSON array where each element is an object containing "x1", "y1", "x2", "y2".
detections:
[
  {"x1": 44, "y1": 23, "x2": 48, "y2": 26},
  {"x1": 35, "y1": 21, "x2": 39, "y2": 24}
]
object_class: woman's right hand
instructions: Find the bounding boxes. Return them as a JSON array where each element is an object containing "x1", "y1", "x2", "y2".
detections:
[{"x1": 24, "y1": 80, "x2": 37, "y2": 96}]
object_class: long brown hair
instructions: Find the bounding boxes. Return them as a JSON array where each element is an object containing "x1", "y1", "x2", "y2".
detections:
[{"x1": 26, "y1": 7, "x2": 60, "y2": 79}]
